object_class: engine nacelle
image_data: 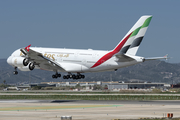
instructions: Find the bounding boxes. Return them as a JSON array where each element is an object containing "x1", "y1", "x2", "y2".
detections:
[
  {"x1": 17, "y1": 63, "x2": 35, "y2": 71},
  {"x1": 11, "y1": 57, "x2": 35, "y2": 71},
  {"x1": 23, "y1": 58, "x2": 29, "y2": 66},
  {"x1": 12, "y1": 57, "x2": 26, "y2": 67},
  {"x1": 11, "y1": 57, "x2": 29, "y2": 67},
  {"x1": 18, "y1": 66, "x2": 31, "y2": 71},
  {"x1": 29, "y1": 62, "x2": 35, "y2": 71}
]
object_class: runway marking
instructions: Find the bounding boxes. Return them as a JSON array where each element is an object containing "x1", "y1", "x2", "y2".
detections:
[{"x1": 0, "y1": 105, "x2": 122, "y2": 111}]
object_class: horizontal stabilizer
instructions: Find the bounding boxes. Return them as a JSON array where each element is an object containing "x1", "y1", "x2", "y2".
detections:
[
  {"x1": 144, "y1": 54, "x2": 169, "y2": 61},
  {"x1": 115, "y1": 54, "x2": 135, "y2": 62}
]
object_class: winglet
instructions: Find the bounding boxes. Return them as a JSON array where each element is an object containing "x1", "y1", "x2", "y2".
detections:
[{"x1": 25, "y1": 44, "x2": 31, "y2": 52}]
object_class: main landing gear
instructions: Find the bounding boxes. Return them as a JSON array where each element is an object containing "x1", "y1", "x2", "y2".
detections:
[
  {"x1": 52, "y1": 72, "x2": 61, "y2": 79},
  {"x1": 52, "y1": 72, "x2": 85, "y2": 80},
  {"x1": 63, "y1": 74, "x2": 85, "y2": 80},
  {"x1": 13, "y1": 67, "x2": 18, "y2": 75}
]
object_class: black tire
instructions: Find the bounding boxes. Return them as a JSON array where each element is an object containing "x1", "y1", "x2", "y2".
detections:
[
  {"x1": 78, "y1": 75, "x2": 81, "y2": 79},
  {"x1": 69, "y1": 75, "x2": 73, "y2": 79},
  {"x1": 67, "y1": 75, "x2": 70, "y2": 79},
  {"x1": 63, "y1": 76, "x2": 67, "y2": 79},
  {"x1": 52, "y1": 75, "x2": 56, "y2": 78},
  {"x1": 81, "y1": 75, "x2": 85, "y2": 79},
  {"x1": 13, "y1": 71, "x2": 18, "y2": 75},
  {"x1": 72, "y1": 74, "x2": 76, "y2": 79},
  {"x1": 76, "y1": 76, "x2": 79, "y2": 79},
  {"x1": 58, "y1": 74, "x2": 61, "y2": 77}
]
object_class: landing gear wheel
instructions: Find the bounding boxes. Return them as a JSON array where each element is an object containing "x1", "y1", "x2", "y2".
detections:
[
  {"x1": 62, "y1": 73, "x2": 85, "y2": 80},
  {"x1": 57, "y1": 74, "x2": 61, "y2": 77},
  {"x1": 67, "y1": 75, "x2": 70, "y2": 79},
  {"x1": 78, "y1": 75, "x2": 81, "y2": 79},
  {"x1": 13, "y1": 67, "x2": 18, "y2": 75},
  {"x1": 69, "y1": 75, "x2": 73, "y2": 79},
  {"x1": 63, "y1": 75, "x2": 67, "y2": 79},
  {"x1": 52, "y1": 73, "x2": 61, "y2": 79},
  {"x1": 52, "y1": 75, "x2": 57, "y2": 78},
  {"x1": 81, "y1": 75, "x2": 85, "y2": 79},
  {"x1": 13, "y1": 71, "x2": 18, "y2": 75},
  {"x1": 72, "y1": 74, "x2": 76, "y2": 79}
]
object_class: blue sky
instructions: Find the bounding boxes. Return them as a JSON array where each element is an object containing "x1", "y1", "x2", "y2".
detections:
[{"x1": 0, "y1": 0, "x2": 180, "y2": 63}]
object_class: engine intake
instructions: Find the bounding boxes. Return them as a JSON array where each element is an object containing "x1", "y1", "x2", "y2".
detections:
[
  {"x1": 23, "y1": 58, "x2": 29, "y2": 66},
  {"x1": 11, "y1": 57, "x2": 35, "y2": 71},
  {"x1": 29, "y1": 62, "x2": 35, "y2": 70}
]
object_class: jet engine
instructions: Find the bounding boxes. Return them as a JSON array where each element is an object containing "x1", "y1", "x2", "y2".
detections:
[
  {"x1": 23, "y1": 58, "x2": 29, "y2": 66},
  {"x1": 18, "y1": 66, "x2": 31, "y2": 71},
  {"x1": 29, "y1": 62, "x2": 35, "y2": 70},
  {"x1": 12, "y1": 57, "x2": 27, "y2": 67},
  {"x1": 11, "y1": 57, "x2": 35, "y2": 71}
]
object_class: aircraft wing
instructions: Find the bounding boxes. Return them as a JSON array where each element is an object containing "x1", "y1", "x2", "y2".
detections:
[
  {"x1": 20, "y1": 45, "x2": 65, "y2": 71},
  {"x1": 144, "y1": 54, "x2": 169, "y2": 61}
]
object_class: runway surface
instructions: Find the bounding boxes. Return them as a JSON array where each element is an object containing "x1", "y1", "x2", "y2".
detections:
[
  {"x1": 0, "y1": 99, "x2": 180, "y2": 105},
  {"x1": 0, "y1": 100, "x2": 180, "y2": 120},
  {"x1": 1, "y1": 93, "x2": 180, "y2": 96}
]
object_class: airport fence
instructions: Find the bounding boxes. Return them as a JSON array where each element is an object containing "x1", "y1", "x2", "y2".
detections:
[{"x1": 0, "y1": 95, "x2": 180, "y2": 100}]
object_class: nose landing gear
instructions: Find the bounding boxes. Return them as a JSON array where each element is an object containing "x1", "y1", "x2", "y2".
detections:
[{"x1": 13, "y1": 67, "x2": 18, "y2": 75}]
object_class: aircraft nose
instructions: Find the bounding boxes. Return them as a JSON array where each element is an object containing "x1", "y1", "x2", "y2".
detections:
[{"x1": 7, "y1": 56, "x2": 13, "y2": 65}]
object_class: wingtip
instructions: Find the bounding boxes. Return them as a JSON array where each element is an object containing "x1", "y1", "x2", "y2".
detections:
[{"x1": 25, "y1": 44, "x2": 31, "y2": 52}]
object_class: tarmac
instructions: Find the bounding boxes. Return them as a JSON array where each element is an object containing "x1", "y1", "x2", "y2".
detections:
[{"x1": 0, "y1": 100, "x2": 180, "y2": 120}]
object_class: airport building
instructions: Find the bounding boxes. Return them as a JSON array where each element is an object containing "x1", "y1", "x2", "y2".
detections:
[
  {"x1": 14, "y1": 81, "x2": 170, "y2": 91},
  {"x1": 37, "y1": 81, "x2": 170, "y2": 90},
  {"x1": 107, "y1": 83, "x2": 167, "y2": 89}
]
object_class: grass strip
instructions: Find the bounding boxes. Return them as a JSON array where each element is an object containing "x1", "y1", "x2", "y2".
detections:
[{"x1": 0, "y1": 95, "x2": 180, "y2": 100}]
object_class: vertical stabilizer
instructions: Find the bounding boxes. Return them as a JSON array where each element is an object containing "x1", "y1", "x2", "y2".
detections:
[
  {"x1": 113, "y1": 16, "x2": 152, "y2": 54},
  {"x1": 126, "y1": 16, "x2": 152, "y2": 55}
]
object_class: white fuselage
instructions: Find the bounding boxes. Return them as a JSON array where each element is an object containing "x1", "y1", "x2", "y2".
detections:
[{"x1": 7, "y1": 47, "x2": 143, "y2": 73}]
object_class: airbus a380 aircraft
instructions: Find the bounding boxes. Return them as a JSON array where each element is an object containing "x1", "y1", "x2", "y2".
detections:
[{"x1": 7, "y1": 15, "x2": 168, "y2": 79}]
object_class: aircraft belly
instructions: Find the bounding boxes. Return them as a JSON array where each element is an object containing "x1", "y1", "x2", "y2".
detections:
[{"x1": 59, "y1": 63, "x2": 81, "y2": 72}]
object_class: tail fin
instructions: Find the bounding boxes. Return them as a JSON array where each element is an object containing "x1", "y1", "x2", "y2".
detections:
[
  {"x1": 126, "y1": 16, "x2": 152, "y2": 55},
  {"x1": 112, "y1": 15, "x2": 152, "y2": 55},
  {"x1": 91, "y1": 16, "x2": 152, "y2": 68}
]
